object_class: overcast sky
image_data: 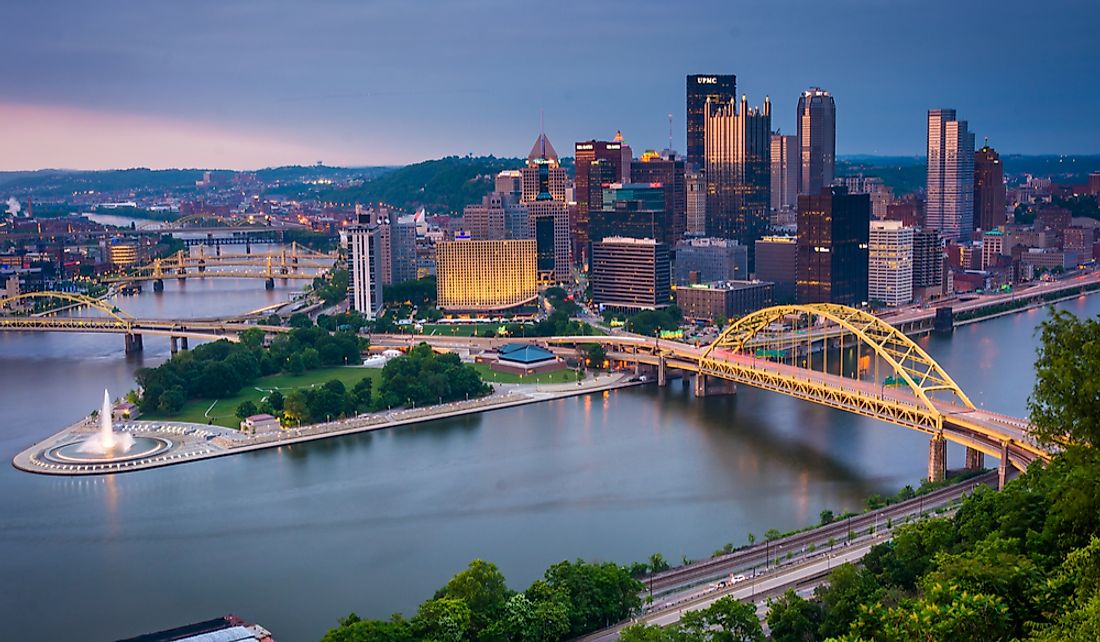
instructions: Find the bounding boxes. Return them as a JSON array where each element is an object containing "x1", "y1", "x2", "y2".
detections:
[{"x1": 1, "y1": 0, "x2": 1096, "y2": 170}]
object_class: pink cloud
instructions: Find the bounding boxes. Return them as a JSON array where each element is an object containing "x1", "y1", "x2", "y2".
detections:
[{"x1": 0, "y1": 102, "x2": 373, "y2": 170}]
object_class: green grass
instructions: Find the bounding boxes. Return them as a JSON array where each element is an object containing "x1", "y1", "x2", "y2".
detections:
[
  {"x1": 145, "y1": 366, "x2": 381, "y2": 429},
  {"x1": 469, "y1": 363, "x2": 584, "y2": 385},
  {"x1": 419, "y1": 324, "x2": 502, "y2": 337}
]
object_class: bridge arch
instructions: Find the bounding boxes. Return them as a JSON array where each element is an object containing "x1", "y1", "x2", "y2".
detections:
[
  {"x1": 702, "y1": 303, "x2": 975, "y2": 418},
  {"x1": 0, "y1": 291, "x2": 134, "y2": 323}
]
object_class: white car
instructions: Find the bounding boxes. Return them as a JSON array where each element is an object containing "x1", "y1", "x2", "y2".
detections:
[{"x1": 731, "y1": 574, "x2": 747, "y2": 584}]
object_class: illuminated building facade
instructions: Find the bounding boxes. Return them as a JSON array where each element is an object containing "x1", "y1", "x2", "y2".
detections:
[
  {"x1": 704, "y1": 95, "x2": 771, "y2": 263},
  {"x1": 108, "y1": 241, "x2": 138, "y2": 267},
  {"x1": 796, "y1": 186, "x2": 869, "y2": 305},
  {"x1": 685, "y1": 168, "x2": 706, "y2": 235},
  {"x1": 686, "y1": 74, "x2": 736, "y2": 169},
  {"x1": 435, "y1": 239, "x2": 537, "y2": 312},
  {"x1": 770, "y1": 133, "x2": 798, "y2": 212},
  {"x1": 631, "y1": 151, "x2": 686, "y2": 242},
  {"x1": 868, "y1": 220, "x2": 913, "y2": 307},
  {"x1": 588, "y1": 183, "x2": 671, "y2": 246}
]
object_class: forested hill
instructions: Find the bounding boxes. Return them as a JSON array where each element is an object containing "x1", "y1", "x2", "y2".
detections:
[{"x1": 317, "y1": 156, "x2": 523, "y2": 214}]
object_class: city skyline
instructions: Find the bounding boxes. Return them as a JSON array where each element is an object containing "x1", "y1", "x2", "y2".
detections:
[{"x1": 1, "y1": 0, "x2": 1098, "y2": 171}]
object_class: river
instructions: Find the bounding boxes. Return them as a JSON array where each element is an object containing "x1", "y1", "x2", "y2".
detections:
[{"x1": 1, "y1": 266, "x2": 1096, "y2": 642}]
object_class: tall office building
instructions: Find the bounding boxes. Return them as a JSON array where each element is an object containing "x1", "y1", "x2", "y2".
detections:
[
  {"x1": 589, "y1": 183, "x2": 671, "y2": 246},
  {"x1": 796, "y1": 186, "x2": 870, "y2": 305},
  {"x1": 796, "y1": 88, "x2": 836, "y2": 196},
  {"x1": 926, "y1": 109, "x2": 975, "y2": 241},
  {"x1": 974, "y1": 143, "x2": 1006, "y2": 232},
  {"x1": 754, "y1": 235, "x2": 797, "y2": 302},
  {"x1": 590, "y1": 237, "x2": 671, "y2": 312},
  {"x1": 980, "y1": 229, "x2": 1005, "y2": 270},
  {"x1": 461, "y1": 192, "x2": 529, "y2": 241},
  {"x1": 631, "y1": 151, "x2": 686, "y2": 242},
  {"x1": 704, "y1": 95, "x2": 771, "y2": 262},
  {"x1": 685, "y1": 168, "x2": 706, "y2": 236},
  {"x1": 436, "y1": 239, "x2": 537, "y2": 312},
  {"x1": 770, "y1": 133, "x2": 798, "y2": 212},
  {"x1": 521, "y1": 132, "x2": 567, "y2": 203},
  {"x1": 686, "y1": 74, "x2": 737, "y2": 168},
  {"x1": 868, "y1": 220, "x2": 914, "y2": 307},
  {"x1": 347, "y1": 215, "x2": 384, "y2": 318},
  {"x1": 520, "y1": 130, "x2": 571, "y2": 281},
  {"x1": 574, "y1": 137, "x2": 631, "y2": 263},
  {"x1": 912, "y1": 229, "x2": 944, "y2": 300},
  {"x1": 389, "y1": 215, "x2": 419, "y2": 285}
]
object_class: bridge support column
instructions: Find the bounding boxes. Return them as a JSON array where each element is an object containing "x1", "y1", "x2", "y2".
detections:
[
  {"x1": 180, "y1": 337, "x2": 188, "y2": 351},
  {"x1": 264, "y1": 278, "x2": 275, "y2": 290},
  {"x1": 124, "y1": 333, "x2": 144, "y2": 354},
  {"x1": 694, "y1": 374, "x2": 737, "y2": 397},
  {"x1": 657, "y1": 355, "x2": 667, "y2": 387},
  {"x1": 965, "y1": 447, "x2": 985, "y2": 471},
  {"x1": 928, "y1": 433, "x2": 947, "y2": 482},
  {"x1": 170, "y1": 336, "x2": 178, "y2": 355},
  {"x1": 152, "y1": 279, "x2": 164, "y2": 293},
  {"x1": 998, "y1": 441, "x2": 1010, "y2": 490}
]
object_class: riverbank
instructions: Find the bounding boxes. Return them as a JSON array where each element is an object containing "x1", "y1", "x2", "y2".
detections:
[{"x1": 12, "y1": 371, "x2": 642, "y2": 476}]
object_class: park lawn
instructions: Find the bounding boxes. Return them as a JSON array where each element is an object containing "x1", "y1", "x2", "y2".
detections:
[
  {"x1": 419, "y1": 323, "x2": 502, "y2": 337},
  {"x1": 470, "y1": 363, "x2": 584, "y2": 385},
  {"x1": 145, "y1": 366, "x2": 381, "y2": 429}
]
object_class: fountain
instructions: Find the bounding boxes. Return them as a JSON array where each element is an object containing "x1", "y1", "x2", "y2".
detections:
[
  {"x1": 78, "y1": 389, "x2": 135, "y2": 454},
  {"x1": 44, "y1": 389, "x2": 171, "y2": 466}
]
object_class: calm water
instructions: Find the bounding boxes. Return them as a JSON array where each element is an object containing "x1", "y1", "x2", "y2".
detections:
[{"x1": 1, "y1": 276, "x2": 1097, "y2": 642}]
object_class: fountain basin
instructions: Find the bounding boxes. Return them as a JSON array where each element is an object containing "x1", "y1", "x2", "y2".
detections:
[{"x1": 46, "y1": 436, "x2": 172, "y2": 464}]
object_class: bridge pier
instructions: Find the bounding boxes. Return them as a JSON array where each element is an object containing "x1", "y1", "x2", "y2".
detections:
[
  {"x1": 152, "y1": 279, "x2": 164, "y2": 293},
  {"x1": 693, "y1": 374, "x2": 737, "y2": 398},
  {"x1": 965, "y1": 447, "x2": 985, "y2": 471},
  {"x1": 170, "y1": 336, "x2": 177, "y2": 355},
  {"x1": 180, "y1": 336, "x2": 188, "y2": 351},
  {"x1": 264, "y1": 278, "x2": 275, "y2": 290},
  {"x1": 928, "y1": 433, "x2": 947, "y2": 482},
  {"x1": 998, "y1": 441, "x2": 1010, "y2": 490},
  {"x1": 657, "y1": 355, "x2": 667, "y2": 387},
  {"x1": 124, "y1": 333, "x2": 144, "y2": 354}
]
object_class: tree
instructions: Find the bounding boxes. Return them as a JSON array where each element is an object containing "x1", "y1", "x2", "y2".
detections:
[
  {"x1": 411, "y1": 597, "x2": 471, "y2": 642},
  {"x1": 353, "y1": 377, "x2": 373, "y2": 409},
  {"x1": 767, "y1": 590, "x2": 821, "y2": 642},
  {"x1": 287, "y1": 353, "x2": 305, "y2": 376},
  {"x1": 584, "y1": 344, "x2": 607, "y2": 369},
  {"x1": 815, "y1": 563, "x2": 881, "y2": 639},
  {"x1": 819, "y1": 509, "x2": 835, "y2": 525},
  {"x1": 765, "y1": 528, "x2": 781, "y2": 541},
  {"x1": 235, "y1": 400, "x2": 258, "y2": 420},
  {"x1": 849, "y1": 582, "x2": 1013, "y2": 642},
  {"x1": 157, "y1": 386, "x2": 186, "y2": 413},
  {"x1": 435, "y1": 559, "x2": 512, "y2": 638},
  {"x1": 320, "y1": 615, "x2": 413, "y2": 642},
  {"x1": 618, "y1": 623, "x2": 684, "y2": 642},
  {"x1": 283, "y1": 390, "x2": 309, "y2": 425},
  {"x1": 268, "y1": 389, "x2": 285, "y2": 412},
  {"x1": 648, "y1": 553, "x2": 670, "y2": 573},
  {"x1": 543, "y1": 559, "x2": 644, "y2": 636},
  {"x1": 289, "y1": 312, "x2": 314, "y2": 329},
  {"x1": 1028, "y1": 309, "x2": 1100, "y2": 448},
  {"x1": 746, "y1": 532, "x2": 756, "y2": 545},
  {"x1": 680, "y1": 596, "x2": 763, "y2": 642}
]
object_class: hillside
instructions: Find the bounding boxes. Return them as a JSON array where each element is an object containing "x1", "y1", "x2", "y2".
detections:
[{"x1": 317, "y1": 156, "x2": 524, "y2": 213}]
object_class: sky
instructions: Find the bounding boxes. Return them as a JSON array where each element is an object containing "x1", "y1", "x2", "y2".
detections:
[{"x1": 1, "y1": 0, "x2": 1097, "y2": 171}]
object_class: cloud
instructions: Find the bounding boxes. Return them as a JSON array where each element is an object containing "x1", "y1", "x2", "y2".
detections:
[{"x1": 0, "y1": 102, "x2": 376, "y2": 171}]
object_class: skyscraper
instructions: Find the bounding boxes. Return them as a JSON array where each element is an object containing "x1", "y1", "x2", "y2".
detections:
[
  {"x1": 704, "y1": 95, "x2": 771, "y2": 265},
  {"x1": 770, "y1": 133, "x2": 798, "y2": 212},
  {"x1": 461, "y1": 192, "x2": 529, "y2": 241},
  {"x1": 347, "y1": 214, "x2": 384, "y2": 318},
  {"x1": 796, "y1": 186, "x2": 869, "y2": 305},
  {"x1": 590, "y1": 237, "x2": 671, "y2": 312},
  {"x1": 685, "y1": 168, "x2": 706, "y2": 236},
  {"x1": 574, "y1": 136, "x2": 631, "y2": 263},
  {"x1": 686, "y1": 74, "x2": 736, "y2": 169},
  {"x1": 912, "y1": 229, "x2": 944, "y2": 300},
  {"x1": 796, "y1": 88, "x2": 836, "y2": 196},
  {"x1": 436, "y1": 239, "x2": 537, "y2": 312},
  {"x1": 588, "y1": 183, "x2": 671, "y2": 246},
  {"x1": 974, "y1": 143, "x2": 1006, "y2": 232},
  {"x1": 868, "y1": 220, "x2": 914, "y2": 307},
  {"x1": 631, "y1": 151, "x2": 686, "y2": 242},
  {"x1": 520, "y1": 131, "x2": 570, "y2": 281},
  {"x1": 926, "y1": 109, "x2": 975, "y2": 241}
]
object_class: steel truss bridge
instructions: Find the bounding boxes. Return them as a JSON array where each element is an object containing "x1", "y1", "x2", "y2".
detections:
[
  {"x1": 103, "y1": 242, "x2": 336, "y2": 286},
  {"x1": 0, "y1": 292, "x2": 287, "y2": 353},
  {"x1": 374, "y1": 304, "x2": 1052, "y2": 486}
]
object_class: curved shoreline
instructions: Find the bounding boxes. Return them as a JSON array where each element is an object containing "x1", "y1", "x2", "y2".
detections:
[{"x1": 12, "y1": 373, "x2": 642, "y2": 476}]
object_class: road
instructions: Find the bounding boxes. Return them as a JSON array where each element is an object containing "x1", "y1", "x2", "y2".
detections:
[{"x1": 579, "y1": 472, "x2": 999, "y2": 642}]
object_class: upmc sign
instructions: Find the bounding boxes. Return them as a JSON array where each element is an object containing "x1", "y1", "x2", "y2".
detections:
[{"x1": 697, "y1": 77, "x2": 718, "y2": 84}]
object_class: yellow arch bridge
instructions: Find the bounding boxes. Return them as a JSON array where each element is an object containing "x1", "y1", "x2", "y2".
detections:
[
  {"x1": 0, "y1": 292, "x2": 287, "y2": 353},
  {"x1": 373, "y1": 304, "x2": 1051, "y2": 487}
]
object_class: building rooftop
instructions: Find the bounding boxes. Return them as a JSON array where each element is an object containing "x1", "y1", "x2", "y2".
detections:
[
  {"x1": 527, "y1": 132, "x2": 559, "y2": 165},
  {"x1": 497, "y1": 344, "x2": 556, "y2": 364}
]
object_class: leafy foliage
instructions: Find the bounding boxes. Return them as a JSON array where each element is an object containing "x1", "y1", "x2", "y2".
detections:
[{"x1": 376, "y1": 343, "x2": 491, "y2": 408}]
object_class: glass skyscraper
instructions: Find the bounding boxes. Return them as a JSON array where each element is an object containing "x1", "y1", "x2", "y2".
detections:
[
  {"x1": 686, "y1": 74, "x2": 736, "y2": 169},
  {"x1": 926, "y1": 108, "x2": 975, "y2": 241},
  {"x1": 796, "y1": 87, "x2": 836, "y2": 196}
]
